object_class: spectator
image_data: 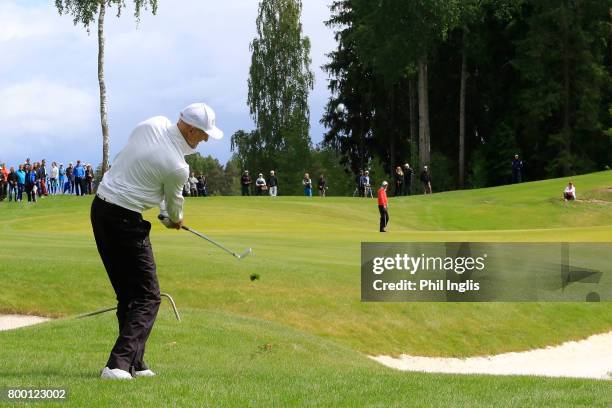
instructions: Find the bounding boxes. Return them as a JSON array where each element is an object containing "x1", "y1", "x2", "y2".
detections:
[
  {"x1": 241, "y1": 170, "x2": 251, "y2": 196},
  {"x1": 317, "y1": 174, "x2": 327, "y2": 197},
  {"x1": 0, "y1": 164, "x2": 7, "y2": 201},
  {"x1": 377, "y1": 181, "x2": 389, "y2": 232},
  {"x1": 197, "y1": 174, "x2": 207, "y2": 197},
  {"x1": 66, "y1": 162, "x2": 75, "y2": 194},
  {"x1": 362, "y1": 170, "x2": 372, "y2": 198},
  {"x1": 268, "y1": 170, "x2": 278, "y2": 197},
  {"x1": 303, "y1": 173, "x2": 312, "y2": 197},
  {"x1": 394, "y1": 166, "x2": 404, "y2": 197},
  {"x1": 563, "y1": 181, "x2": 576, "y2": 201},
  {"x1": 39, "y1": 159, "x2": 48, "y2": 196},
  {"x1": 182, "y1": 180, "x2": 190, "y2": 197},
  {"x1": 50, "y1": 162, "x2": 59, "y2": 195},
  {"x1": 356, "y1": 170, "x2": 364, "y2": 197},
  {"x1": 25, "y1": 164, "x2": 37, "y2": 203},
  {"x1": 188, "y1": 172, "x2": 198, "y2": 197},
  {"x1": 255, "y1": 173, "x2": 267, "y2": 196},
  {"x1": 420, "y1": 165, "x2": 432, "y2": 194},
  {"x1": 8, "y1": 166, "x2": 18, "y2": 202},
  {"x1": 58, "y1": 164, "x2": 66, "y2": 194},
  {"x1": 33, "y1": 162, "x2": 41, "y2": 198},
  {"x1": 16, "y1": 164, "x2": 26, "y2": 202},
  {"x1": 87, "y1": 164, "x2": 96, "y2": 194},
  {"x1": 512, "y1": 154, "x2": 523, "y2": 183},
  {"x1": 74, "y1": 160, "x2": 85, "y2": 196},
  {"x1": 403, "y1": 163, "x2": 413, "y2": 195}
]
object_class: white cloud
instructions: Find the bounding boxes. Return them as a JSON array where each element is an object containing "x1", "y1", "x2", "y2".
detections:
[
  {"x1": 0, "y1": 2, "x2": 77, "y2": 43},
  {"x1": 0, "y1": 0, "x2": 336, "y2": 166},
  {"x1": 0, "y1": 79, "x2": 96, "y2": 138}
]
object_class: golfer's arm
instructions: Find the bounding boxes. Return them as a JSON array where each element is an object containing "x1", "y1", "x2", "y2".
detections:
[{"x1": 162, "y1": 167, "x2": 189, "y2": 223}]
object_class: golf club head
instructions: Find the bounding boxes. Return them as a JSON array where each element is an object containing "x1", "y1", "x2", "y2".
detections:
[{"x1": 237, "y1": 248, "x2": 252, "y2": 260}]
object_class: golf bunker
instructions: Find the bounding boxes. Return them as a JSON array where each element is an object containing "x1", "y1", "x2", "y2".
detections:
[
  {"x1": 1, "y1": 314, "x2": 610, "y2": 380},
  {"x1": 371, "y1": 331, "x2": 612, "y2": 380},
  {"x1": 0, "y1": 314, "x2": 50, "y2": 331}
]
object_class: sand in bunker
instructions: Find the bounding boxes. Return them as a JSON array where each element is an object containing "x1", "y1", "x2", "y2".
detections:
[
  {"x1": 0, "y1": 315, "x2": 50, "y2": 331},
  {"x1": 371, "y1": 332, "x2": 612, "y2": 380}
]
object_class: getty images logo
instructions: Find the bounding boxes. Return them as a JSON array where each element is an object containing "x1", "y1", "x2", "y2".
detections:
[{"x1": 372, "y1": 253, "x2": 487, "y2": 275}]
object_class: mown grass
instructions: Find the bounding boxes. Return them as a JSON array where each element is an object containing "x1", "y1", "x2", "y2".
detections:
[
  {"x1": 0, "y1": 171, "x2": 610, "y2": 406},
  {"x1": 0, "y1": 311, "x2": 610, "y2": 408}
]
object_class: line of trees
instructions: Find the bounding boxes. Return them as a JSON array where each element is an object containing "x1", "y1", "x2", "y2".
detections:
[
  {"x1": 60, "y1": 0, "x2": 611, "y2": 196},
  {"x1": 322, "y1": 0, "x2": 612, "y2": 190}
]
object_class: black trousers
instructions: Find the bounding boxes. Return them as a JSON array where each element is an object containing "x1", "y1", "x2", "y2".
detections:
[
  {"x1": 378, "y1": 205, "x2": 389, "y2": 231},
  {"x1": 91, "y1": 196, "x2": 161, "y2": 373},
  {"x1": 25, "y1": 184, "x2": 36, "y2": 202},
  {"x1": 74, "y1": 177, "x2": 82, "y2": 195}
]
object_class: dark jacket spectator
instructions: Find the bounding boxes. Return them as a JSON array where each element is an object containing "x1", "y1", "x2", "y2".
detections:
[
  {"x1": 241, "y1": 171, "x2": 252, "y2": 196},
  {"x1": 8, "y1": 167, "x2": 18, "y2": 201},
  {"x1": 268, "y1": 171, "x2": 278, "y2": 196},
  {"x1": 25, "y1": 165, "x2": 37, "y2": 202},
  {"x1": 394, "y1": 166, "x2": 404, "y2": 197},
  {"x1": 512, "y1": 154, "x2": 523, "y2": 183},
  {"x1": 403, "y1": 164, "x2": 413, "y2": 195},
  {"x1": 317, "y1": 174, "x2": 327, "y2": 197},
  {"x1": 420, "y1": 166, "x2": 432, "y2": 194},
  {"x1": 197, "y1": 175, "x2": 207, "y2": 197}
]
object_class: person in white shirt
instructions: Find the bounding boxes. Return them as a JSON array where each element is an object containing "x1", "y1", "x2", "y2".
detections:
[
  {"x1": 189, "y1": 172, "x2": 199, "y2": 197},
  {"x1": 563, "y1": 181, "x2": 576, "y2": 201},
  {"x1": 91, "y1": 102, "x2": 222, "y2": 380},
  {"x1": 50, "y1": 162, "x2": 59, "y2": 195},
  {"x1": 255, "y1": 173, "x2": 267, "y2": 196}
]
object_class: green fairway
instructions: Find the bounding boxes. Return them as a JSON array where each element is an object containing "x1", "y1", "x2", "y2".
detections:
[
  {"x1": 1, "y1": 311, "x2": 610, "y2": 407},
  {"x1": 0, "y1": 171, "x2": 610, "y2": 406}
]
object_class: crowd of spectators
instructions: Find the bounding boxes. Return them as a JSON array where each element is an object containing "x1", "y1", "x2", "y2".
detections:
[
  {"x1": 0, "y1": 159, "x2": 95, "y2": 202},
  {"x1": 241, "y1": 170, "x2": 280, "y2": 196},
  {"x1": 184, "y1": 173, "x2": 208, "y2": 197},
  {"x1": 239, "y1": 170, "x2": 328, "y2": 197}
]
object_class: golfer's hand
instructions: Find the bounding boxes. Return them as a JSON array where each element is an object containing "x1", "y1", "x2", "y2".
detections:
[
  {"x1": 158, "y1": 213, "x2": 183, "y2": 229},
  {"x1": 167, "y1": 219, "x2": 183, "y2": 230}
]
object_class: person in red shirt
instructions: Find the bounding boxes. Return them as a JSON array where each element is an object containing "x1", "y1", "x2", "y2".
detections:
[
  {"x1": 0, "y1": 164, "x2": 8, "y2": 201},
  {"x1": 377, "y1": 181, "x2": 389, "y2": 232}
]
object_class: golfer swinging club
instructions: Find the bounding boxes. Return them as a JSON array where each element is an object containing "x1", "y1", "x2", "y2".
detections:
[{"x1": 91, "y1": 103, "x2": 223, "y2": 380}]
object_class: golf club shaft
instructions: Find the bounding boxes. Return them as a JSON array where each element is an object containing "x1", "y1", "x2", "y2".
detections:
[
  {"x1": 181, "y1": 225, "x2": 240, "y2": 258},
  {"x1": 77, "y1": 293, "x2": 180, "y2": 321},
  {"x1": 158, "y1": 214, "x2": 250, "y2": 259}
]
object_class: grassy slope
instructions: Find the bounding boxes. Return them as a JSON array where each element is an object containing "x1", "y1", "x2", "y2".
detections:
[
  {"x1": 0, "y1": 311, "x2": 610, "y2": 408},
  {"x1": 0, "y1": 171, "x2": 610, "y2": 406}
]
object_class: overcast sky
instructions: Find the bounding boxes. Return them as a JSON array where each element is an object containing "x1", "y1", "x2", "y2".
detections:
[{"x1": 0, "y1": 0, "x2": 336, "y2": 167}]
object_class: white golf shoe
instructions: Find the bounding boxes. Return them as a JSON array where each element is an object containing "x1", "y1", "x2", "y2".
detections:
[
  {"x1": 134, "y1": 369, "x2": 156, "y2": 377},
  {"x1": 101, "y1": 367, "x2": 133, "y2": 380}
]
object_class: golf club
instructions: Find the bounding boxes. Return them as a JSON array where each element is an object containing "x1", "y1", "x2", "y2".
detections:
[
  {"x1": 158, "y1": 214, "x2": 252, "y2": 260},
  {"x1": 77, "y1": 292, "x2": 181, "y2": 322}
]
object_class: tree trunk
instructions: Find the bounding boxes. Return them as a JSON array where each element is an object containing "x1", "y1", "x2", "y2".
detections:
[
  {"x1": 388, "y1": 87, "x2": 395, "y2": 178},
  {"x1": 98, "y1": 3, "x2": 110, "y2": 174},
  {"x1": 458, "y1": 27, "x2": 468, "y2": 188},
  {"x1": 417, "y1": 56, "x2": 431, "y2": 170},
  {"x1": 359, "y1": 113, "x2": 365, "y2": 171},
  {"x1": 561, "y1": 3, "x2": 571, "y2": 175},
  {"x1": 409, "y1": 78, "x2": 418, "y2": 194}
]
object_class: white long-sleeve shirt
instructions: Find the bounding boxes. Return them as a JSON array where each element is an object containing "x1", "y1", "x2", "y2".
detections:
[{"x1": 97, "y1": 116, "x2": 195, "y2": 222}]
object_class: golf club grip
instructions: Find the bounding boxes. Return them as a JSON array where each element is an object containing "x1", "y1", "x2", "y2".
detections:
[{"x1": 158, "y1": 214, "x2": 189, "y2": 231}]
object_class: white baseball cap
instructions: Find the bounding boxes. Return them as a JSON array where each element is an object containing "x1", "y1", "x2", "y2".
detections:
[{"x1": 180, "y1": 103, "x2": 223, "y2": 140}]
